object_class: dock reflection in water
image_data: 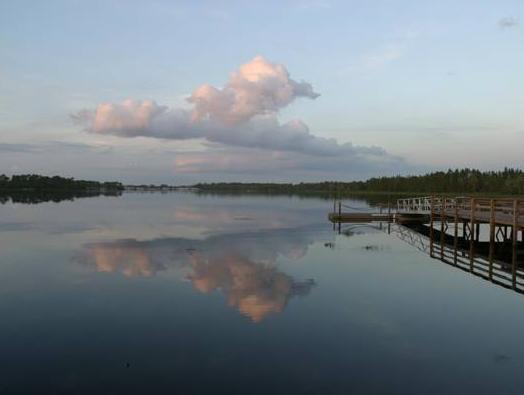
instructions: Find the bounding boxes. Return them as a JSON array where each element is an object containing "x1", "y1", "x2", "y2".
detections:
[
  {"x1": 76, "y1": 229, "x2": 318, "y2": 322},
  {"x1": 338, "y1": 220, "x2": 524, "y2": 295}
]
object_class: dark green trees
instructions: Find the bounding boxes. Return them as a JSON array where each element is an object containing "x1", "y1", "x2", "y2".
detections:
[
  {"x1": 0, "y1": 174, "x2": 124, "y2": 204},
  {"x1": 194, "y1": 168, "x2": 524, "y2": 195}
]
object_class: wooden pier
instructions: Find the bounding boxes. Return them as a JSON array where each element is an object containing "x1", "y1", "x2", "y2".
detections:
[
  {"x1": 329, "y1": 196, "x2": 524, "y2": 293},
  {"x1": 328, "y1": 200, "x2": 394, "y2": 223},
  {"x1": 330, "y1": 196, "x2": 524, "y2": 233},
  {"x1": 328, "y1": 213, "x2": 393, "y2": 222}
]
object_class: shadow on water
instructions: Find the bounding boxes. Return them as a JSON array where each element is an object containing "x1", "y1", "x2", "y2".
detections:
[
  {"x1": 0, "y1": 189, "x2": 397, "y2": 206},
  {"x1": 186, "y1": 189, "x2": 402, "y2": 207},
  {"x1": 0, "y1": 190, "x2": 122, "y2": 204}
]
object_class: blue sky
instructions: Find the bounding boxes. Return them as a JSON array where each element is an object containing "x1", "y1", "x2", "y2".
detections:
[{"x1": 1, "y1": 0, "x2": 523, "y2": 183}]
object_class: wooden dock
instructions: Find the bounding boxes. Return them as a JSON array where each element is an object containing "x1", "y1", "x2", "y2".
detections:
[
  {"x1": 328, "y1": 213, "x2": 393, "y2": 222},
  {"x1": 329, "y1": 196, "x2": 524, "y2": 291},
  {"x1": 330, "y1": 196, "x2": 524, "y2": 231},
  {"x1": 329, "y1": 200, "x2": 395, "y2": 224}
]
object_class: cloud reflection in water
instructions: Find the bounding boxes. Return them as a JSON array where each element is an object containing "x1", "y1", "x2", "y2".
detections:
[{"x1": 76, "y1": 229, "x2": 320, "y2": 322}]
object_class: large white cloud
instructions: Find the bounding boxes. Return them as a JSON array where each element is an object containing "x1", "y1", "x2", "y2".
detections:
[
  {"x1": 188, "y1": 55, "x2": 319, "y2": 124},
  {"x1": 74, "y1": 56, "x2": 402, "y2": 167}
]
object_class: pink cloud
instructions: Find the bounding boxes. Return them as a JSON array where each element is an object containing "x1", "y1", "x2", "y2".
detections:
[
  {"x1": 189, "y1": 55, "x2": 319, "y2": 125},
  {"x1": 73, "y1": 56, "x2": 403, "y2": 171}
]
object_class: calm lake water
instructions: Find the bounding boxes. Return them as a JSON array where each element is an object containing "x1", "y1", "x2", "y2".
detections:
[{"x1": 1, "y1": 192, "x2": 524, "y2": 394}]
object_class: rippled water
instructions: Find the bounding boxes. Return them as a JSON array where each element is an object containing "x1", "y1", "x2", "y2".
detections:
[{"x1": 1, "y1": 192, "x2": 524, "y2": 394}]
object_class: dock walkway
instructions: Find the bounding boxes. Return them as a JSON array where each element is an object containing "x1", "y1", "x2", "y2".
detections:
[{"x1": 397, "y1": 196, "x2": 524, "y2": 228}]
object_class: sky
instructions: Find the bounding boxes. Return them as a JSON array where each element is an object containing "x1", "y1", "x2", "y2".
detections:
[{"x1": 1, "y1": 0, "x2": 523, "y2": 184}]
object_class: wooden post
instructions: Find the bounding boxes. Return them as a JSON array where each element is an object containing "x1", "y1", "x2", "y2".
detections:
[
  {"x1": 337, "y1": 201, "x2": 341, "y2": 234},
  {"x1": 440, "y1": 198, "x2": 446, "y2": 260},
  {"x1": 469, "y1": 198, "x2": 476, "y2": 271},
  {"x1": 388, "y1": 202, "x2": 391, "y2": 223},
  {"x1": 332, "y1": 199, "x2": 336, "y2": 231},
  {"x1": 430, "y1": 196, "x2": 434, "y2": 258},
  {"x1": 454, "y1": 200, "x2": 459, "y2": 265},
  {"x1": 512, "y1": 199, "x2": 519, "y2": 288},
  {"x1": 489, "y1": 199, "x2": 495, "y2": 280}
]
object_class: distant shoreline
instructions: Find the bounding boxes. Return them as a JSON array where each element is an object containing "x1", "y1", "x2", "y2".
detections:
[{"x1": 2, "y1": 168, "x2": 524, "y2": 200}]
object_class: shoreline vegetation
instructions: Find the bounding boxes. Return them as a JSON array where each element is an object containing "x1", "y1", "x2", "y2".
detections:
[
  {"x1": 0, "y1": 174, "x2": 124, "y2": 204},
  {"x1": 192, "y1": 168, "x2": 524, "y2": 196},
  {"x1": 1, "y1": 168, "x2": 523, "y2": 204}
]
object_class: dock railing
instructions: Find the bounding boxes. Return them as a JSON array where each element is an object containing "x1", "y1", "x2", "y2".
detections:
[
  {"x1": 397, "y1": 196, "x2": 524, "y2": 224},
  {"x1": 397, "y1": 196, "x2": 434, "y2": 212},
  {"x1": 396, "y1": 196, "x2": 462, "y2": 212}
]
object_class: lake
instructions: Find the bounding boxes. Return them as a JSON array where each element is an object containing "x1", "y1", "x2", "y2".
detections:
[{"x1": 1, "y1": 192, "x2": 524, "y2": 394}]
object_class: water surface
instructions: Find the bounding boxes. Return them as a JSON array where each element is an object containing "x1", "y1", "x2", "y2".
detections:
[{"x1": 1, "y1": 192, "x2": 524, "y2": 394}]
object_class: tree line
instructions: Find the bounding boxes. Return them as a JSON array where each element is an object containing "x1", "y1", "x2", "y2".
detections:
[
  {"x1": 0, "y1": 174, "x2": 124, "y2": 191},
  {"x1": 2, "y1": 169, "x2": 523, "y2": 201},
  {"x1": 0, "y1": 174, "x2": 124, "y2": 204},
  {"x1": 194, "y1": 168, "x2": 524, "y2": 195}
]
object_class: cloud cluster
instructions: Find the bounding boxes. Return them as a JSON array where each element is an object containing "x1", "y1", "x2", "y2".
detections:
[
  {"x1": 74, "y1": 56, "x2": 400, "y2": 166},
  {"x1": 498, "y1": 17, "x2": 518, "y2": 28},
  {"x1": 173, "y1": 148, "x2": 401, "y2": 178},
  {"x1": 0, "y1": 141, "x2": 111, "y2": 154},
  {"x1": 189, "y1": 55, "x2": 319, "y2": 124}
]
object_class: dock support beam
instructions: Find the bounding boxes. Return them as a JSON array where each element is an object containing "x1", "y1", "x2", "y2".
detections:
[
  {"x1": 440, "y1": 198, "x2": 446, "y2": 260},
  {"x1": 512, "y1": 200, "x2": 519, "y2": 288},
  {"x1": 489, "y1": 199, "x2": 495, "y2": 280},
  {"x1": 453, "y1": 203, "x2": 458, "y2": 265},
  {"x1": 469, "y1": 198, "x2": 476, "y2": 271},
  {"x1": 338, "y1": 201, "x2": 341, "y2": 234},
  {"x1": 429, "y1": 196, "x2": 434, "y2": 258}
]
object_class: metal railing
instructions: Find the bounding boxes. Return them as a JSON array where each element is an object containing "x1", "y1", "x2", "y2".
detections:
[
  {"x1": 397, "y1": 196, "x2": 434, "y2": 212},
  {"x1": 396, "y1": 196, "x2": 463, "y2": 212}
]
